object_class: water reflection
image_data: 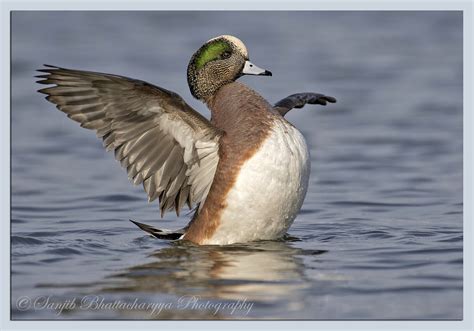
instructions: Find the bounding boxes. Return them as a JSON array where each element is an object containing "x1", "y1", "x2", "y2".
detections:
[{"x1": 102, "y1": 239, "x2": 326, "y2": 317}]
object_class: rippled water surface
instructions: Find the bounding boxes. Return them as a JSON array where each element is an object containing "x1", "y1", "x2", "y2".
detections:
[{"x1": 11, "y1": 11, "x2": 463, "y2": 319}]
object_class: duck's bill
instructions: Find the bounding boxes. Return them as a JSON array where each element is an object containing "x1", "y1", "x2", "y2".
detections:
[{"x1": 242, "y1": 61, "x2": 272, "y2": 76}]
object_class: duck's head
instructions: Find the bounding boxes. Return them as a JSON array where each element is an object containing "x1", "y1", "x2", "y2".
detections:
[{"x1": 187, "y1": 35, "x2": 272, "y2": 101}]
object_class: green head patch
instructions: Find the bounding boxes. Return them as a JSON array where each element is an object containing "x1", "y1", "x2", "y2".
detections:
[{"x1": 195, "y1": 40, "x2": 232, "y2": 70}]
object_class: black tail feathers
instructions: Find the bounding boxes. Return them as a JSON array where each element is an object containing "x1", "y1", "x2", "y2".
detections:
[{"x1": 130, "y1": 220, "x2": 185, "y2": 240}]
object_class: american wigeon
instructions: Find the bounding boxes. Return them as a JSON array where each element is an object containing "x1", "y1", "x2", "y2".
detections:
[{"x1": 37, "y1": 35, "x2": 336, "y2": 245}]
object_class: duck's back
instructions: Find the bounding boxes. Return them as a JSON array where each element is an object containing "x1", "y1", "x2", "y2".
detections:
[{"x1": 183, "y1": 82, "x2": 310, "y2": 245}]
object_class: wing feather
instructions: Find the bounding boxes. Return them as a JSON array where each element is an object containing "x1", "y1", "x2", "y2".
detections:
[{"x1": 37, "y1": 65, "x2": 222, "y2": 217}]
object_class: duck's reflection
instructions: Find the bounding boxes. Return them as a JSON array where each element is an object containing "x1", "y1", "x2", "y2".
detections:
[{"x1": 105, "y1": 239, "x2": 326, "y2": 314}]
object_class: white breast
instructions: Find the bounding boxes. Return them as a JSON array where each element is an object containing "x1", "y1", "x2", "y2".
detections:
[{"x1": 204, "y1": 118, "x2": 310, "y2": 245}]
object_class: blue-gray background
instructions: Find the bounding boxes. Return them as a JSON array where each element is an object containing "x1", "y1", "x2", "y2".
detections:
[{"x1": 11, "y1": 11, "x2": 462, "y2": 319}]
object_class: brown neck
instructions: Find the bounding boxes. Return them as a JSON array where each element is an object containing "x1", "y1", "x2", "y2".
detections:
[{"x1": 205, "y1": 81, "x2": 276, "y2": 136}]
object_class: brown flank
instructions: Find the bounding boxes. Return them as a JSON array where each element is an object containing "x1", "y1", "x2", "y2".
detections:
[{"x1": 183, "y1": 82, "x2": 280, "y2": 244}]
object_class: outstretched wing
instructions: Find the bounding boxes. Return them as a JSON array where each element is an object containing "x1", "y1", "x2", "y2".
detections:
[
  {"x1": 274, "y1": 92, "x2": 337, "y2": 116},
  {"x1": 37, "y1": 65, "x2": 222, "y2": 217}
]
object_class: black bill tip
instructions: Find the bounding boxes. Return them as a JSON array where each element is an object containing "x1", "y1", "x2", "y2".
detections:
[{"x1": 260, "y1": 70, "x2": 272, "y2": 76}]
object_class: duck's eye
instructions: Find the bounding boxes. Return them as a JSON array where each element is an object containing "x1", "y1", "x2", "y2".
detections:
[{"x1": 221, "y1": 51, "x2": 231, "y2": 59}]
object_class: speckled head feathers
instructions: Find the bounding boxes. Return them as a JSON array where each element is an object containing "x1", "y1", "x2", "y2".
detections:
[{"x1": 187, "y1": 35, "x2": 250, "y2": 101}]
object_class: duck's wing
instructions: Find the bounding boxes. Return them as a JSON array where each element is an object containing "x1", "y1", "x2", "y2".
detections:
[
  {"x1": 274, "y1": 92, "x2": 337, "y2": 117},
  {"x1": 37, "y1": 65, "x2": 222, "y2": 217}
]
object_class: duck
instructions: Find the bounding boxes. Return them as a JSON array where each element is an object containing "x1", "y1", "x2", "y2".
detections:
[{"x1": 37, "y1": 35, "x2": 336, "y2": 245}]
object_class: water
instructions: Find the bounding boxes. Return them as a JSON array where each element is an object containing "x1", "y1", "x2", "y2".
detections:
[{"x1": 11, "y1": 11, "x2": 463, "y2": 319}]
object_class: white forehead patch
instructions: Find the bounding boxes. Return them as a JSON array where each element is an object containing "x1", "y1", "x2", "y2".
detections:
[{"x1": 207, "y1": 35, "x2": 248, "y2": 58}]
